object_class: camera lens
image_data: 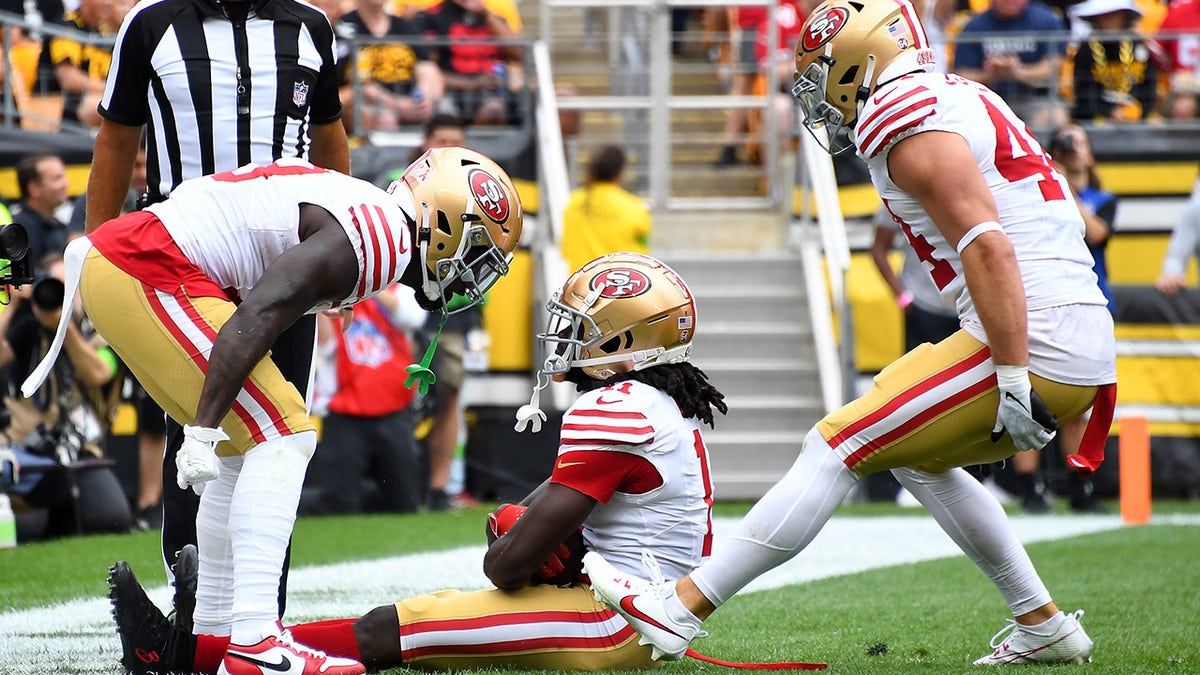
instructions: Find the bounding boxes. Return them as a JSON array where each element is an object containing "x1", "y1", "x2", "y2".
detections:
[{"x1": 0, "y1": 223, "x2": 29, "y2": 261}]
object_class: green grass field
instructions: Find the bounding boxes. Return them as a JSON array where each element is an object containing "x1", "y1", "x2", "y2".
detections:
[{"x1": 1, "y1": 500, "x2": 1197, "y2": 674}]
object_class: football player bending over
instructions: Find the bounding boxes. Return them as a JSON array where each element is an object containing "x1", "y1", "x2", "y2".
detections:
[
  {"x1": 586, "y1": 0, "x2": 1113, "y2": 668},
  {"x1": 32, "y1": 147, "x2": 521, "y2": 675},
  {"x1": 108, "y1": 252, "x2": 737, "y2": 674}
]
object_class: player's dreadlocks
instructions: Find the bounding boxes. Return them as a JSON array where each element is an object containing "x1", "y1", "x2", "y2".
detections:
[{"x1": 565, "y1": 362, "x2": 728, "y2": 428}]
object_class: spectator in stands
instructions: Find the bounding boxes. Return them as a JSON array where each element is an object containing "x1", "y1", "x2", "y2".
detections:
[
  {"x1": 1164, "y1": 89, "x2": 1198, "y2": 118},
  {"x1": 422, "y1": 0, "x2": 521, "y2": 126},
  {"x1": 1069, "y1": 0, "x2": 1158, "y2": 121},
  {"x1": 714, "y1": 1, "x2": 808, "y2": 168},
  {"x1": 338, "y1": 0, "x2": 443, "y2": 132},
  {"x1": 1157, "y1": 0, "x2": 1200, "y2": 99},
  {"x1": 396, "y1": 0, "x2": 523, "y2": 29},
  {"x1": 10, "y1": 154, "x2": 69, "y2": 264},
  {"x1": 303, "y1": 286, "x2": 427, "y2": 515},
  {"x1": 46, "y1": 0, "x2": 113, "y2": 128},
  {"x1": 1024, "y1": 97, "x2": 1072, "y2": 133},
  {"x1": 3, "y1": 0, "x2": 66, "y2": 100},
  {"x1": 561, "y1": 145, "x2": 652, "y2": 273},
  {"x1": 713, "y1": 6, "x2": 768, "y2": 168},
  {"x1": 1155, "y1": 187, "x2": 1200, "y2": 295},
  {"x1": 0, "y1": 253, "x2": 131, "y2": 539},
  {"x1": 952, "y1": 0, "x2": 1066, "y2": 117},
  {"x1": 412, "y1": 111, "x2": 467, "y2": 156}
]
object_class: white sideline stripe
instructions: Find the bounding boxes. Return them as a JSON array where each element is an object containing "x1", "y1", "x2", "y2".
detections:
[{"x1": 1, "y1": 513, "x2": 1198, "y2": 674}]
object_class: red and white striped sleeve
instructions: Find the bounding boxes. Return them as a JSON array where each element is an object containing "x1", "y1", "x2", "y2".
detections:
[
  {"x1": 344, "y1": 197, "x2": 413, "y2": 304},
  {"x1": 856, "y1": 79, "x2": 939, "y2": 159},
  {"x1": 560, "y1": 386, "x2": 655, "y2": 447}
]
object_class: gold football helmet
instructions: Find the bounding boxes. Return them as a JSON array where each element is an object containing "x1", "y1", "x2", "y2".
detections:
[
  {"x1": 389, "y1": 146, "x2": 523, "y2": 313},
  {"x1": 540, "y1": 252, "x2": 697, "y2": 380},
  {"x1": 792, "y1": 0, "x2": 937, "y2": 154}
]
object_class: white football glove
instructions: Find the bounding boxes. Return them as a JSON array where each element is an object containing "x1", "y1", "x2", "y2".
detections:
[
  {"x1": 176, "y1": 425, "x2": 230, "y2": 495},
  {"x1": 991, "y1": 365, "x2": 1057, "y2": 451}
]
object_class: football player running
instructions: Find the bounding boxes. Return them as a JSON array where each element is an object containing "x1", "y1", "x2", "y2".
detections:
[
  {"x1": 107, "y1": 252, "x2": 736, "y2": 674},
  {"x1": 585, "y1": 0, "x2": 1115, "y2": 668},
  {"x1": 31, "y1": 147, "x2": 522, "y2": 675}
]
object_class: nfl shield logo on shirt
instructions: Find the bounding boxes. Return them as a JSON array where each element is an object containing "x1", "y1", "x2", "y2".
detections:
[{"x1": 293, "y1": 81, "x2": 310, "y2": 107}]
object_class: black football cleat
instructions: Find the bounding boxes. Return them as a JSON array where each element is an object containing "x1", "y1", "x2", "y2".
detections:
[
  {"x1": 108, "y1": 560, "x2": 189, "y2": 674},
  {"x1": 170, "y1": 544, "x2": 198, "y2": 634}
]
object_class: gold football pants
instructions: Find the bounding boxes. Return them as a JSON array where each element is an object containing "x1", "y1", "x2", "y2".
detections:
[
  {"x1": 819, "y1": 330, "x2": 1100, "y2": 475},
  {"x1": 80, "y1": 250, "x2": 314, "y2": 455},
  {"x1": 395, "y1": 585, "x2": 657, "y2": 670}
]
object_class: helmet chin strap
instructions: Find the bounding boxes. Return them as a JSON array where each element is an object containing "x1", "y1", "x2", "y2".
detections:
[
  {"x1": 417, "y1": 202, "x2": 441, "y2": 309},
  {"x1": 854, "y1": 54, "x2": 878, "y2": 124},
  {"x1": 514, "y1": 367, "x2": 551, "y2": 433}
]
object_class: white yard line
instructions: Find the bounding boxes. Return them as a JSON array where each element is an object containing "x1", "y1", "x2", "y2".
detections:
[{"x1": 1, "y1": 513, "x2": 1197, "y2": 674}]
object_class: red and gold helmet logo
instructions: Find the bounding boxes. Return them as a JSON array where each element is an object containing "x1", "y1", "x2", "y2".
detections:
[
  {"x1": 591, "y1": 268, "x2": 650, "y2": 298},
  {"x1": 468, "y1": 168, "x2": 510, "y2": 224},
  {"x1": 802, "y1": 6, "x2": 849, "y2": 53}
]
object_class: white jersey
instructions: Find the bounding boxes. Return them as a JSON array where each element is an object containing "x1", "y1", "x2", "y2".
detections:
[
  {"x1": 551, "y1": 380, "x2": 713, "y2": 581},
  {"x1": 147, "y1": 159, "x2": 415, "y2": 310},
  {"x1": 855, "y1": 72, "x2": 1108, "y2": 330}
]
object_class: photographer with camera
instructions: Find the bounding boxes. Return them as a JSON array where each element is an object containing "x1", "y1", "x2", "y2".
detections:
[
  {"x1": 0, "y1": 252, "x2": 132, "y2": 540},
  {"x1": 10, "y1": 155, "x2": 71, "y2": 265}
]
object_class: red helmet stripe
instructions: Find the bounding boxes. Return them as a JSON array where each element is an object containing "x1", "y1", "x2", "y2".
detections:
[{"x1": 894, "y1": 0, "x2": 929, "y2": 49}]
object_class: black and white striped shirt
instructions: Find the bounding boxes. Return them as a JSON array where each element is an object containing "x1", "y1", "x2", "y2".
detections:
[{"x1": 100, "y1": 0, "x2": 343, "y2": 200}]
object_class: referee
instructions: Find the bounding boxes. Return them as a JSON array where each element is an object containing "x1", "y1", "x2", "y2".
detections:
[{"x1": 83, "y1": 0, "x2": 350, "y2": 625}]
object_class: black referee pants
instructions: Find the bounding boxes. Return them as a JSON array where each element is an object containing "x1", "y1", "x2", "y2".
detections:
[{"x1": 160, "y1": 314, "x2": 316, "y2": 618}]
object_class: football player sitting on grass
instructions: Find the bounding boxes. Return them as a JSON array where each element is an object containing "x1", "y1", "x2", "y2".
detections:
[{"x1": 108, "y1": 252, "x2": 754, "y2": 674}]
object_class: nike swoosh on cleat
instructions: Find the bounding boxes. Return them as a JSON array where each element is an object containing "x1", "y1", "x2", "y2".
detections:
[
  {"x1": 993, "y1": 632, "x2": 1073, "y2": 663},
  {"x1": 619, "y1": 595, "x2": 687, "y2": 639},
  {"x1": 229, "y1": 652, "x2": 293, "y2": 672}
]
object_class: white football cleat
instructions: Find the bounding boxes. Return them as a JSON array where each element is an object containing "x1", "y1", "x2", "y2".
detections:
[
  {"x1": 218, "y1": 630, "x2": 365, "y2": 675},
  {"x1": 973, "y1": 610, "x2": 1094, "y2": 666},
  {"x1": 582, "y1": 551, "x2": 704, "y2": 661}
]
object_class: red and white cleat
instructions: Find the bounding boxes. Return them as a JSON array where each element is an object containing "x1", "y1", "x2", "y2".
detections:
[{"x1": 218, "y1": 630, "x2": 365, "y2": 675}]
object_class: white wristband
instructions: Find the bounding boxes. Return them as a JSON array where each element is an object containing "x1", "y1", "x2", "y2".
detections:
[
  {"x1": 956, "y1": 221, "x2": 1003, "y2": 255},
  {"x1": 184, "y1": 424, "x2": 230, "y2": 444},
  {"x1": 994, "y1": 364, "x2": 1029, "y2": 388}
]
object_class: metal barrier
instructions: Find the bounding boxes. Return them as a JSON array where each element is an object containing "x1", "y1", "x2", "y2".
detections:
[
  {"x1": 797, "y1": 127, "x2": 854, "y2": 412},
  {"x1": 539, "y1": 0, "x2": 784, "y2": 211}
]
